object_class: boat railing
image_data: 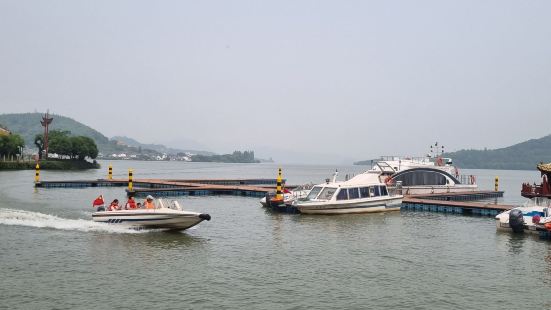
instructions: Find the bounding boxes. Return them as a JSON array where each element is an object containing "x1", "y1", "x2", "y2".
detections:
[
  {"x1": 458, "y1": 175, "x2": 477, "y2": 185},
  {"x1": 379, "y1": 156, "x2": 429, "y2": 163},
  {"x1": 522, "y1": 182, "x2": 551, "y2": 197}
]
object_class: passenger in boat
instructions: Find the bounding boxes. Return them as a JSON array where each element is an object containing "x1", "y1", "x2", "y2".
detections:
[
  {"x1": 144, "y1": 195, "x2": 156, "y2": 209},
  {"x1": 125, "y1": 197, "x2": 137, "y2": 209},
  {"x1": 108, "y1": 199, "x2": 120, "y2": 211},
  {"x1": 92, "y1": 195, "x2": 105, "y2": 212},
  {"x1": 136, "y1": 202, "x2": 142, "y2": 209}
]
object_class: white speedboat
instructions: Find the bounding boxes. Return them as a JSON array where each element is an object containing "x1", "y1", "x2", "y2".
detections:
[
  {"x1": 495, "y1": 197, "x2": 551, "y2": 233},
  {"x1": 92, "y1": 199, "x2": 211, "y2": 231},
  {"x1": 294, "y1": 172, "x2": 403, "y2": 214}
]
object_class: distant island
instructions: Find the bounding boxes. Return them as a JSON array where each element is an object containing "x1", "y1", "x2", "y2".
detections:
[
  {"x1": 353, "y1": 135, "x2": 551, "y2": 170},
  {"x1": 353, "y1": 159, "x2": 377, "y2": 166},
  {"x1": 191, "y1": 151, "x2": 260, "y2": 163}
]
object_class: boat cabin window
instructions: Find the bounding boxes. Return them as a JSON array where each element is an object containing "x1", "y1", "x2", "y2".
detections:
[
  {"x1": 306, "y1": 186, "x2": 323, "y2": 200},
  {"x1": 369, "y1": 187, "x2": 375, "y2": 197},
  {"x1": 380, "y1": 185, "x2": 388, "y2": 196},
  {"x1": 336, "y1": 188, "x2": 348, "y2": 200},
  {"x1": 318, "y1": 187, "x2": 337, "y2": 200},
  {"x1": 372, "y1": 186, "x2": 381, "y2": 197},
  {"x1": 360, "y1": 187, "x2": 370, "y2": 198},
  {"x1": 348, "y1": 188, "x2": 360, "y2": 199}
]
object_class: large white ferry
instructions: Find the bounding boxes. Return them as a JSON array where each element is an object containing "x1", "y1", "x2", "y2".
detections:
[
  {"x1": 293, "y1": 172, "x2": 403, "y2": 214},
  {"x1": 365, "y1": 143, "x2": 478, "y2": 195}
]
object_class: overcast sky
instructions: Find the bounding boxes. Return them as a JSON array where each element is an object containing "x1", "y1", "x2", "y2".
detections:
[{"x1": 1, "y1": 0, "x2": 550, "y2": 163}]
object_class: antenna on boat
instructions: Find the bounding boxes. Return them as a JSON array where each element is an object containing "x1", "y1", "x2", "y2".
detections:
[{"x1": 332, "y1": 169, "x2": 338, "y2": 183}]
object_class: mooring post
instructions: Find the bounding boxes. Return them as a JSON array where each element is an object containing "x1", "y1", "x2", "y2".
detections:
[
  {"x1": 35, "y1": 163, "x2": 40, "y2": 183},
  {"x1": 275, "y1": 168, "x2": 283, "y2": 200},
  {"x1": 495, "y1": 176, "x2": 499, "y2": 191},
  {"x1": 108, "y1": 164, "x2": 113, "y2": 180},
  {"x1": 128, "y1": 169, "x2": 133, "y2": 191}
]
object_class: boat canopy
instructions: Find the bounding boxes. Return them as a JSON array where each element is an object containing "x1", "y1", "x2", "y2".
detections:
[{"x1": 537, "y1": 162, "x2": 551, "y2": 174}]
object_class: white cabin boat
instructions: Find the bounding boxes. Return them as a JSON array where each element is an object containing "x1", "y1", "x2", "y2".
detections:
[
  {"x1": 92, "y1": 199, "x2": 211, "y2": 231},
  {"x1": 294, "y1": 172, "x2": 403, "y2": 214}
]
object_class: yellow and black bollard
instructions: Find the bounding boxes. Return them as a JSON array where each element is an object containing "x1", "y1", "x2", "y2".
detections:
[
  {"x1": 275, "y1": 168, "x2": 283, "y2": 201},
  {"x1": 495, "y1": 176, "x2": 499, "y2": 192},
  {"x1": 128, "y1": 169, "x2": 133, "y2": 192},
  {"x1": 108, "y1": 164, "x2": 113, "y2": 180},
  {"x1": 35, "y1": 163, "x2": 40, "y2": 183}
]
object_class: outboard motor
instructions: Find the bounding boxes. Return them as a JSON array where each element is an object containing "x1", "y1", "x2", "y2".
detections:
[{"x1": 509, "y1": 209, "x2": 525, "y2": 233}]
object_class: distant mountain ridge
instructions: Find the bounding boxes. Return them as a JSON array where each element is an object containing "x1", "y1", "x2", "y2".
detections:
[
  {"x1": 0, "y1": 113, "x2": 212, "y2": 156},
  {"x1": 111, "y1": 136, "x2": 214, "y2": 156},
  {"x1": 351, "y1": 135, "x2": 551, "y2": 170},
  {"x1": 443, "y1": 135, "x2": 551, "y2": 170}
]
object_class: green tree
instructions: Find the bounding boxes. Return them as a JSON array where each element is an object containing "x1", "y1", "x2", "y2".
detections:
[{"x1": 0, "y1": 134, "x2": 25, "y2": 157}]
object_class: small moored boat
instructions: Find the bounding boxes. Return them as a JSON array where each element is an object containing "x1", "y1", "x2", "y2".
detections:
[{"x1": 495, "y1": 197, "x2": 551, "y2": 233}]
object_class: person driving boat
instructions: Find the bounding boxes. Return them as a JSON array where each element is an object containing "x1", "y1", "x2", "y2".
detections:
[{"x1": 144, "y1": 195, "x2": 156, "y2": 209}]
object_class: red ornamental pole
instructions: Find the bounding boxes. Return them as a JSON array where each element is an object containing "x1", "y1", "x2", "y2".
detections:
[{"x1": 40, "y1": 111, "x2": 53, "y2": 157}]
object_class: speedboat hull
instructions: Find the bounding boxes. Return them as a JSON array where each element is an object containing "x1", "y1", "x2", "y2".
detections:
[
  {"x1": 92, "y1": 209, "x2": 211, "y2": 231},
  {"x1": 296, "y1": 196, "x2": 403, "y2": 215}
]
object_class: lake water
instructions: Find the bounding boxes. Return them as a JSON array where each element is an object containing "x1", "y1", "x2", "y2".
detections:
[{"x1": 1, "y1": 161, "x2": 550, "y2": 309}]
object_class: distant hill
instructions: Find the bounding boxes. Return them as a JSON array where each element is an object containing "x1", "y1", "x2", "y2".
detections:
[
  {"x1": 443, "y1": 135, "x2": 551, "y2": 170},
  {"x1": 111, "y1": 136, "x2": 214, "y2": 156},
  {"x1": 0, "y1": 113, "x2": 212, "y2": 155},
  {"x1": 0, "y1": 112, "x2": 110, "y2": 148}
]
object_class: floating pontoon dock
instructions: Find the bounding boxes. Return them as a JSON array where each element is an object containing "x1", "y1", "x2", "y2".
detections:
[{"x1": 35, "y1": 179, "x2": 511, "y2": 216}]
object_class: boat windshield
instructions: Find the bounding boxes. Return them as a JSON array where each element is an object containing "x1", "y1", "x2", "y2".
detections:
[
  {"x1": 317, "y1": 187, "x2": 337, "y2": 200},
  {"x1": 306, "y1": 186, "x2": 323, "y2": 200},
  {"x1": 524, "y1": 197, "x2": 551, "y2": 208}
]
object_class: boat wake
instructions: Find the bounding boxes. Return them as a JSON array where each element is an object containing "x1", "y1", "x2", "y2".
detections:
[{"x1": 0, "y1": 208, "x2": 145, "y2": 234}]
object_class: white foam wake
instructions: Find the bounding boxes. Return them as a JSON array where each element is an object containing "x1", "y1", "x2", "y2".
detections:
[{"x1": 0, "y1": 208, "x2": 144, "y2": 234}]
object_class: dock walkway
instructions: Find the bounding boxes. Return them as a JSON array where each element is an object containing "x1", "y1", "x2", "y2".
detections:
[
  {"x1": 35, "y1": 178, "x2": 281, "y2": 198},
  {"x1": 402, "y1": 191, "x2": 511, "y2": 216}
]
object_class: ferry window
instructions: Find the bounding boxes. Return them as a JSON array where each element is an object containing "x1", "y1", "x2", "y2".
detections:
[
  {"x1": 348, "y1": 188, "x2": 360, "y2": 199},
  {"x1": 369, "y1": 187, "x2": 375, "y2": 197},
  {"x1": 360, "y1": 187, "x2": 370, "y2": 198},
  {"x1": 392, "y1": 170, "x2": 447, "y2": 186},
  {"x1": 306, "y1": 187, "x2": 322, "y2": 200},
  {"x1": 318, "y1": 187, "x2": 337, "y2": 200},
  {"x1": 380, "y1": 186, "x2": 388, "y2": 196},
  {"x1": 336, "y1": 188, "x2": 348, "y2": 200},
  {"x1": 372, "y1": 186, "x2": 381, "y2": 197}
]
